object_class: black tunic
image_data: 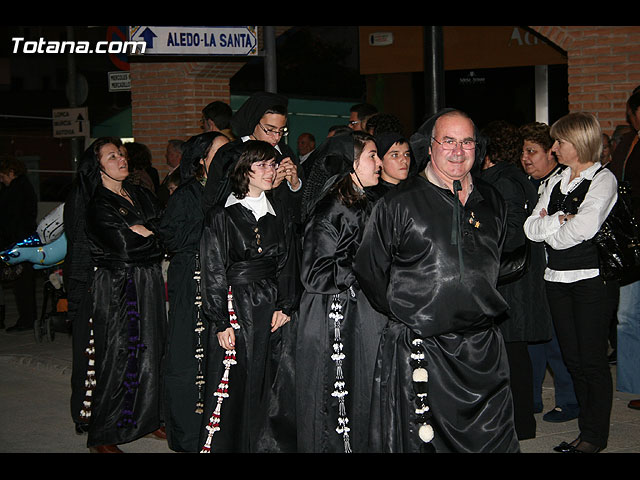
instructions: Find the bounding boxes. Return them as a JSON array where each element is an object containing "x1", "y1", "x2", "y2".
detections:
[
  {"x1": 354, "y1": 173, "x2": 520, "y2": 453},
  {"x1": 295, "y1": 193, "x2": 387, "y2": 453},
  {"x1": 84, "y1": 183, "x2": 166, "y2": 448},
  {"x1": 198, "y1": 195, "x2": 299, "y2": 453},
  {"x1": 479, "y1": 162, "x2": 552, "y2": 343},
  {"x1": 158, "y1": 177, "x2": 208, "y2": 452}
]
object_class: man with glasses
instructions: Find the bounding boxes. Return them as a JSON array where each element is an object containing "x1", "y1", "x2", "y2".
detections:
[
  {"x1": 348, "y1": 103, "x2": 378, "y2": 132},
  {"x1": 355, "y1": 109, "x2": 519, "y2": 452}
]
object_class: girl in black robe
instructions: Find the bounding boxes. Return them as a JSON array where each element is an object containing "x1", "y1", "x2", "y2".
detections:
[
  {"x1": 69, "y1": 137, "x2": 167, "y2": 452},
  {"x1": 295, "y1": 131, "x2": 387, "y2": 453},
  {"x1": 202, "y1": 91, "x2": 304, "y2": 225},
  {"x1": 159, "y1": 131, "x2": 229, "y2": 452},
  {"x1": 198, "y1": 140, "x2": 299, "y2": 453}
]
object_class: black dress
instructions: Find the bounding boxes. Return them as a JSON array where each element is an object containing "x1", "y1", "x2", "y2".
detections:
[
  {"x1": 158, "y1": 177, "x2": 208, "y2": 452},
  {"x1": 354, "y1": 174, "x2": 520, "y2": 453},
  {"x1": 83, "y1": 183, "x2": 166, "y2": 448},
  {"x1": 198, "y1": 194, "x2": 299, "y2": 453},
  {"x1": 295, "y1": 193, "x2": 387, "y2": 453}
]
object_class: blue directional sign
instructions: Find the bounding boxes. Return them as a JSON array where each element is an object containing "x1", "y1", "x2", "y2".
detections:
[{"x1": 128, "y1": 26, "x2": 258, "y2": 56}]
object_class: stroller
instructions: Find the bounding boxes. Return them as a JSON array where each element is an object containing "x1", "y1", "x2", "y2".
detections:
[{"x1": 0, "y1": 203, "x2": 68, "y2": 342}]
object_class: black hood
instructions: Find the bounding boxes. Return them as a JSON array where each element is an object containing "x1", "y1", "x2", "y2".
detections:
[{"x1": 231, "y1": 91, "x2": 289, "y2": 138}]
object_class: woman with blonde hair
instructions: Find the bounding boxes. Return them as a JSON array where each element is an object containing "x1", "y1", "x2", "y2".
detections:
[{"x1": 524, "y1": 112, "x2": 618, "y2": 453}]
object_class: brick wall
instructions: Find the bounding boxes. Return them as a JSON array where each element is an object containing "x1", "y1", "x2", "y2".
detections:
[
  {"x1": 130, "y1": 61, "x2": 244, "y2": 177},
  {"x1": 530, "y1": 26, "x2": 640, "y2": 135}
]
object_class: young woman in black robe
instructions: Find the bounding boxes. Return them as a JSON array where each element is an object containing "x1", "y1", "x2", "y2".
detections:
[
  {"x1": 198, "y1": 140, "x2": 299, "y2": 453},
  {"x1": 295, "y1": 131, "x2": 387, "y2": 453},
  {"x1": 202, "y1": 91, "x2": 304, "y2": 224},
  {"x1": 68, "y1": 137, "x2": 167, "y2": 452},
  {"x1": 159, "y1": 131, "x2": 229, "y2": 452}
]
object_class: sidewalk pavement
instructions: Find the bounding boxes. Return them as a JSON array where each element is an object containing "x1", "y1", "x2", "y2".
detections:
[{"x1": 1, "y1": 271, "x2": 639, "y2": 453}]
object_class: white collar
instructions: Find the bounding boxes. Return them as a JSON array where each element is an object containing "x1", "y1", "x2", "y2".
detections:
[{"x1": 225, "y1": 191, "x2": 275, "y2": 221}]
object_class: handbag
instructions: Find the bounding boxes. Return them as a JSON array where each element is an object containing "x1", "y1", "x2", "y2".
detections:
[
  {"x1": 498, "y1": 239, "x2": 530, "y2": 286},
  {"x1": 593, "y1": 178, "x2": 640, "y2": 284}
]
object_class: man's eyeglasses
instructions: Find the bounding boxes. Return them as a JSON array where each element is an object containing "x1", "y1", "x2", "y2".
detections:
[
  {"x1": 258, "y1": 123, "x2": 288, "y2": 137},
  {"x1": 432, "y1": 137, "x2": 476, "y2": 150},
  {"x1": 348, "y1": 120, "x2": 361, "y2": 127}
]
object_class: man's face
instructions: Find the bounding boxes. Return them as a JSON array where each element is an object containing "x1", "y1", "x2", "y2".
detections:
[
  {"x1": 252, "y1": 113, "x2": 287, "y2": 147},
  {"x1": 166, "y1": 144, "x2": 181, "y2": 168},
  {"x1": 297, "y1": 135, "x2": 315, "y2": 156},
  {"x1": 348, "y1": 112, "x2": 363, "y2": 131},
  {"x1": 428, "y1": 114, "x2": 476, "y2": 187},
  {"x1": 521, "y1": 140, "x2": 556, "y2": 179},
  {"x1": 627, "y1": 105, "x2": 640, "y2": 131}
]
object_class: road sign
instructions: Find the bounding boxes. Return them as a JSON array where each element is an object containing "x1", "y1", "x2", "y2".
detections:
[
  {"x1": 129, "y1": 26, "x2": 258, "y2": 56},
  {"x1": 52, "y1": 107, "x2": 89, "y2": 138},
  {"x1": 108, "y1": 71, "x2": 131, "y2": 92}
]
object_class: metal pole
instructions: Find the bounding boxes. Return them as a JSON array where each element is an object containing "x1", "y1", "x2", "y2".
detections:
[
  {"x1": 66, "y1": 26, "x2": 81, "y2": 169},
  {"x1": 264, "y1": 26, "x2": 277, "y2": 93},
  {"x1": 424, "y1": 26, "x2": 445, "y2": 118}
]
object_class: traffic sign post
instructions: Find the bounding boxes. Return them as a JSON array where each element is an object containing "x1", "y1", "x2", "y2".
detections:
[
  {"x1": 52, "y1": 107, "x2": 90, "y2": 138},
  {"x1": 128, "y1": 26, "x2": 258, "y2": 56}
]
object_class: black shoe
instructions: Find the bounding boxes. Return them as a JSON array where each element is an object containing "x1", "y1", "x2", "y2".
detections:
[
  {"x1": 553, "y1": 441, "x2": 576, "y2": 453},
  {"x1": 543, "y1": 405, "x2": 579, "y2": 423},
  {"x1": 553, "y1": 437, "x2": 580, "y2": 453}
]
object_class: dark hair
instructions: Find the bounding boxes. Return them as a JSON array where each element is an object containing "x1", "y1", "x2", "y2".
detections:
[
  {"x1": 229, "y1": 140, "x2": 278, "y2": 199},
  {"x1": 366, "y1": 113, "x2": 404, "y2": 136},
  {"x1": 167, "y1": 167, "x2": 181, "y2": 188},
  {"x1": 332, "y1": 131, "x2": 376, "y2": 208},
  {"x1": 124, "y1": 142, "x2": 153, "y2": 171},
  {"x1": 519, "y1": 122, "x2": 554, "y2": 152},
  {"x1": 628, "y1": 91, "x2": 640, "y2": 119},
  {"x1": 264, "y1": 104, "x2": 288, "y2": 117},
  {"x1": 167, "y1": 139, "x2": 185, "y2": 154},
  {"x1": 350, "y1": 103, "x2": 378, "y2": 121},
  {"x1": 92, "y1": 136, "x2": 123, "y2": 161},
  {"x1": 182, "y1": 132, "x2": 227, "y2": 180},
  {"x1": 482, "y1": 120, "x2": 522, "y2": 165},
  {"x1": 0, "y1": 156, "x2": 27, "y2": 177},
  {"x1": 328, "y1": 125, "x2": 351, "y2": 136},
  {"x1": 202, "y1": 101, "x2": 233, "y2": 130}
]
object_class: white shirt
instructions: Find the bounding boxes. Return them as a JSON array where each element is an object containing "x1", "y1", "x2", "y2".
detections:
[
  {"x1": 523, "y1": 161, "x2": 618, "y2": 283},
  {"x1": 224, "y1": 191, "x2": 275, "y2": 221}
]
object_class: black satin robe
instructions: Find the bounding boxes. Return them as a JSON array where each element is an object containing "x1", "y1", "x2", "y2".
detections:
[
  {"x1": 354, "y1": 174, "x2": 520, "y2": 453},
  {"x1": 198, "y1": 196, "x2": 299, "y2": 453},
  {"x1": 158, "y1": 177, "x2": 207, "y2": 452},
  {"x1": 295, "y1": 193, "x2": 387, "y2": 453},
  {"x1": 84, "y1": 183, "x2": 166, "y2": 448}
]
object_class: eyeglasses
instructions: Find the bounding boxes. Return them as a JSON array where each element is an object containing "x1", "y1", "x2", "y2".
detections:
[
  {"x1": 348, "y1": 120, "x2": 361, "y2": 127},
  {"x1": 258, "y1": 123, "x2": 288, "y2": 137},
  {"x1": 432, "y1": 137, "x2": 476, "y2": 150},
  {"x1": 253, "y1": 161, "x2": 278, "y2": 170}
]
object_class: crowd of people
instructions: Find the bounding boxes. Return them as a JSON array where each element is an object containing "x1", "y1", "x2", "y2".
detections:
[{"x1": 4, "y1": 87, "x2": 635, "y2": 454}]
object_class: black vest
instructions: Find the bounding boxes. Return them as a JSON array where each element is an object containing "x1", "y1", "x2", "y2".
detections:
[{"x1": 546, "y1": 176, "x2": 600, "y2": 271}]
